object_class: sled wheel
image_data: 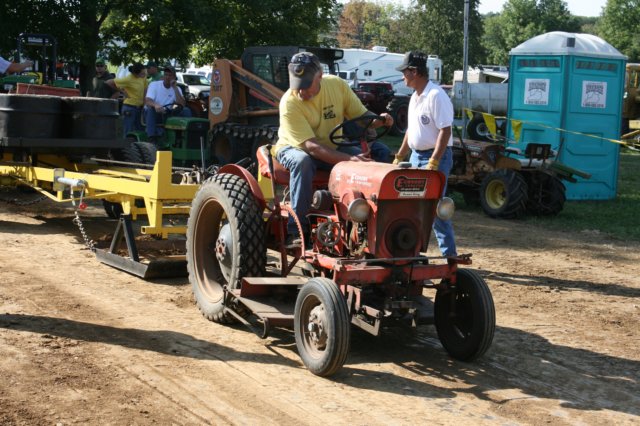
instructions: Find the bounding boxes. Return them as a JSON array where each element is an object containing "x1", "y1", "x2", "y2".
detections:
[
  {"x1": 525, "y1": 172, "x2": 566, "y2": 216},
  {"x1": 467, "y1": 116, "x2": 491, "y2": 141},
  {"x1": 435, "y1": 268, "x2": 495, "y2": 361},
  {"x1": 187, "y1": 173, "x2": 265, "y2": 323},
  {"x1": 294, "y1": 277, "x2": 350, "y2": 377},
  {"x1": 479, "y1": 169, "x2": 528, "y2": 219},
  {"x1": 387, "y1": 97, "x2": 409, "y2": 136}
]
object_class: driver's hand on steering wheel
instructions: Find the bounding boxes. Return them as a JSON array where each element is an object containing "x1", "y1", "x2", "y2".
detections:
[
  {"x1": 154, "y1": 104, "x2": 164, "y2": 113},
  {"x1": 379, "y1": 113, "x2": 394, "y2": 127}
]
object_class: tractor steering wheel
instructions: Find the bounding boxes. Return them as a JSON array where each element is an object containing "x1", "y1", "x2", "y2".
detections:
[
  {"x1": 162, "y1": 103, "x2": 184, "y2": 115},
  {"x1": 329, "y1": 113, "x2": 390, "y2": 148}
]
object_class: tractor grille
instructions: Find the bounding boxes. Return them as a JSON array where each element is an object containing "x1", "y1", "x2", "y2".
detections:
[
  {"x1": 374, "y1": 199, "x2": 436, "y2": 258},
  {"x1": 186, "y1": 121, "x2": 209, "y2": 150}
]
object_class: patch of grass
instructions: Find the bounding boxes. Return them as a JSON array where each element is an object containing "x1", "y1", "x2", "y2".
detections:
[{"x1": 524, "y1": 150, "x2": 640, "y2": 241}]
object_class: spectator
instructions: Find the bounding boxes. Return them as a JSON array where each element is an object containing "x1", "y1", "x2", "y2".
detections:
[
  {"x1": 146, "y1": 61, "x2": 162, "y2": 82},
  {"x1": 144, "y1": 65, "x2": 191, "y2": 141},
  {"x1": 0, "y1": 56, "x2": 33, "y2": 75},
  {"x1": 106, "y1": 62, "x2": 148, "y2": 136},
  {"x1": 273, "y1": 52, "x2": 392, "y2": 248},
  {"x1": 87, "y1": 58, "x2": 115, "y2": 98},
  {"x1": 394, "y1": 51, "x2": 457, "y2": 257}
]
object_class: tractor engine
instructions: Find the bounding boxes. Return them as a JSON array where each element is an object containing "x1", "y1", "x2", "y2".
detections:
[{"x1": 324, "y1": 161, "x2": 446, "y2": 259}]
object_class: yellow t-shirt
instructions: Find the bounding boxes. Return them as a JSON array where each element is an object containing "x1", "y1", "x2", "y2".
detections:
[
  {"x1": 275, "y1": 75, "x2": 367, "y2": 154},
  {"x1": 114, "y1": 74, "x2": 149, "y2": 107}
]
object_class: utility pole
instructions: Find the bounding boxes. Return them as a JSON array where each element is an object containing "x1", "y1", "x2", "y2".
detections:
[{"x1": 461, "y1": 0, "x2": 470, "y2": 139}]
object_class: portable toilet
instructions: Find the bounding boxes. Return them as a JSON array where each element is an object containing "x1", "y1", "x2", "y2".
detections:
[{"x1": 507, "y1": 32, "x2": 627, "y2": 200}]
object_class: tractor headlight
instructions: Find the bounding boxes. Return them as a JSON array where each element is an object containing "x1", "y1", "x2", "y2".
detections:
[
  {"x1": 436, "y1": 197, "x2": 455, "y2": 221},
  {"x1": 347, "y1": 198, "x2": 370, "y2": 223}
]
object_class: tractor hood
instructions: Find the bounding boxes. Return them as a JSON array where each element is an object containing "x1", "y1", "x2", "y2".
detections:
[{"x1": 329, "y1": 161, "x2": 445, "y2": 201}]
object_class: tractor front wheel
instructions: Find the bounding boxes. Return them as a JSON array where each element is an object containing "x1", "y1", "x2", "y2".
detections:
[
  {"x1": 186, "y1": 173, "x2": 265, "y2": 323},
  {"x1": 294, "y1": 278, "x2": 350, "y2": 377},
  {"x1": 434, "y1": 268, "x2": 495, "y2": 361},
  {"x1": 479, "y1": 169, "x2": 528, "y2": 219}
]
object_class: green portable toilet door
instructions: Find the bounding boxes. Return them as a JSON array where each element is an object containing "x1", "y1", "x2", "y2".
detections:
[
  {"x1": 507, "y1": 56, "x2": 566, "y2": 153},
  {"x1": 559, "y1": 57, "x2": 625, "y2": 199}
]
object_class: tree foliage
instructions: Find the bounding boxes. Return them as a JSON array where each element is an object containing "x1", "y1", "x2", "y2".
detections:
[
  {"x1": 0, "y1": 0, "x2": 337, "y2": 92},
  {"x1": 482, "y1": 0, "x2": 580, "y2": 64},
  {"x1": 597, "y1": 0, "x2": 640, "y2": 61}
]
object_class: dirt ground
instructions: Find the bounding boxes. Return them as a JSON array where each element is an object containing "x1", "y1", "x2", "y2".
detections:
[{"x1": 0, "y1": 191, "x2": 638, "y2": 425}]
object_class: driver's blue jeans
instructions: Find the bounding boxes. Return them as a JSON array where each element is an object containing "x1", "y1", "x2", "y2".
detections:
[
  {"x1": 410, "y1": 147, "x2": 457, "y2": 257},
  {"x1": 276, "y1": 142, "x2": 391, "y2": 236},
  {"x1": 144, "y1": 106, "x2": 192, "y2": 139}
]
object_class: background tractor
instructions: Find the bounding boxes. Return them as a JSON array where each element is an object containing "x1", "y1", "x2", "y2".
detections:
[
  {"x1": 186, "y1": 115, "x2": 495, "y2": 376},
  {"x1": 351, "y1": 81, "x2": 409, "y2": 136}
]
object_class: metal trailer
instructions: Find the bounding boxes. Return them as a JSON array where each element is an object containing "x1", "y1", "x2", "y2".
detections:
[{"x1": 0, "y1": 144, "x2": 200, "y2": 278}]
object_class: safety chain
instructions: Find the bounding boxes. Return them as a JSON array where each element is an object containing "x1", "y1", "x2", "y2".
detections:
[
  {"x1": 70, "y1": 187, "x2": 96, "y2": 253},
  {"x1": 0, "y1": 188, "x2": 47, "y2": 206}
]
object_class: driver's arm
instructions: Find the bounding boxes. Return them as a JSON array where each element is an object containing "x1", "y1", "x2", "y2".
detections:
[{"x1": 302, "y1": 138, "x2": 371, "y2": 164}]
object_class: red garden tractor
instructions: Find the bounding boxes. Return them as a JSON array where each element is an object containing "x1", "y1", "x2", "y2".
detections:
[{"x1": 186, "y1": 115, "x2": 495, "y2": 376}]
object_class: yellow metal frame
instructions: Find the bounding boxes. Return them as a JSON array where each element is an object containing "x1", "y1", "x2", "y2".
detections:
[{"x1": 0, "y1": 151, "x2": 198, "y2": 238}]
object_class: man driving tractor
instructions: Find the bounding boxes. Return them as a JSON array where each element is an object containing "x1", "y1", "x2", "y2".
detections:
[
  {"x1": 273, "y1": 52, "x2": 394, "y2": 248},
  {"x1": 143, "y1": 65, "x2": 191, "y2": 142}
]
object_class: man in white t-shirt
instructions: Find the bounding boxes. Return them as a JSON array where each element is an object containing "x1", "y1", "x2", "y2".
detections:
[
  {"x1": 0, "y1": 56, "x2": 33, "y2": 75},
  {"x1": 143, "y1": 65, "x2": 191, "y2": 141},
  {"x1": 394, "y1": 51, "x2": 457, "y2": 257}
]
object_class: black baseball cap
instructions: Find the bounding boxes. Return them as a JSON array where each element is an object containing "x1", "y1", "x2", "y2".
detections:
[
  {"x1": 288, "y1": 52, "x2": 322, "y2": 90},
  {"x1": 395, "y1": 51, "x2": 427, "y2": 71}
]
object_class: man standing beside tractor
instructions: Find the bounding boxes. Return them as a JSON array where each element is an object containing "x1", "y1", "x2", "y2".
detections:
[
  {"x1": 394, "y1": 51, "x2": 457, "y2": 257},
  {"x1": 87, "y1": 57, "x2": 115, "y2": 99},
  {"x1": 274, "y1": 52, "x2": 394, "y2": 248},
  {"x1": 143, "y1": 65, "x2": 191, "y2": 142}
]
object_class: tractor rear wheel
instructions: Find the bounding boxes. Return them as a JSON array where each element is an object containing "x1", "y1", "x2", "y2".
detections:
[
  {"x1": 387, "y1": 97, "x2": 409, "y2": 136},
  {"x1": 434, "y1": 268, "x2": 495, "y2": 361},
  {"x1": 187, "y1": 173, "x2": 266, "y2": 323},
  {"x1": 479, "y1": 169, "x2": 528, "y2": 219},
  {"x1": 525, "y1": 171, "x2": 566, "y2": 216},
  {"x1": 134, "y1": 141, "x2": 158, "y2": 166},
  {"x1": 102, "y1": 143, "x2": 145, "y2": 218},
  {"x1": 294, "y1": 277, "x2": 350, "y2": 377}
]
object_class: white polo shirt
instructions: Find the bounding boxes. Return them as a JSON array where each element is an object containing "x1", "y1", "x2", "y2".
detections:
[
  {"x1": 406, "y1": 81, "x2": 453, "y2": 151},
  {"x1": 0, "y1": 57, "x2": 11, "y2": 74}
]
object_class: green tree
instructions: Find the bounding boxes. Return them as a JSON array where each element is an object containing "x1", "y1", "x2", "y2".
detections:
[
  {"x1": 482, "y1": 0, "x2": 580, "y2": 65},
  {"x1": 390, "y1": 0, "x2": 485, "y2": 83},
  {"x1": 597, "y1": 0, "x2": 640, "y2": 61}
]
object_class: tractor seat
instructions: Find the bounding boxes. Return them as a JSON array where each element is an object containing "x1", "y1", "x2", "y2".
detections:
[{"x1": 257, "y1": 145, "x2": 330, "y2": 187}]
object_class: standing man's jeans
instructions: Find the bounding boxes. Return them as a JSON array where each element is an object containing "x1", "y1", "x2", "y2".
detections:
[
  {"x1": 276, "y1": 142, "x2": 391, "y2": 237},
  {"x1": 122, "y1": 105, "x2": 143, "y2": 137},
  {"x1": 410, "y1": 146, "x2": 457, "y2": 257},
  {"x1": 144, "y1": 106, "x2": 192, "y2": 139}
]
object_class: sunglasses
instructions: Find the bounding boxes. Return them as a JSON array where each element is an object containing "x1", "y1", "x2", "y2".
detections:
[
  {"x1": 290, "y1": 53, "x2": 315, "y2": 75},
  {"x1": 96, "y1": 64, "x2": 105, "y2": 67}
]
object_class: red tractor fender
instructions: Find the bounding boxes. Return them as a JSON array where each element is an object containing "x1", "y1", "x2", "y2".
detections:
[{"x1": 218, "y1": 164, "x2": 267, "y2": 211}]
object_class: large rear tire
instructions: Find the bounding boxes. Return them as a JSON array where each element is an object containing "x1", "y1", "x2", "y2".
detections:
[
  {"x1": 186, "y1": 173, "x2": 265, "y2": 323},
  {"x1": 525, "y1": 171, "x2": 566, "y2": 216},
  {"x1": 387, "y1": 97, "x2": 409, "y2": 136},
  {"x1": 479, "y1": 169, "x2": 528, "y2": 219},
  {"x1": 435, "y1": 268, "x2": 495, "y2": 361},
  {"x1": 294, "y1": 277, "x2": 350, "y2": 377}
]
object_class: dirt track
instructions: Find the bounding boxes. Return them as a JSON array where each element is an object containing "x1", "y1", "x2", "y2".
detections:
[{"x1": 1, "y1": 193, "x2": 638, "y2": 425}]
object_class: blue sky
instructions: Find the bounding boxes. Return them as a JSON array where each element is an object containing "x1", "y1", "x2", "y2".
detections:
[{"x1": 339, "y1": 0, "x2": 607, "y2": 17}]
